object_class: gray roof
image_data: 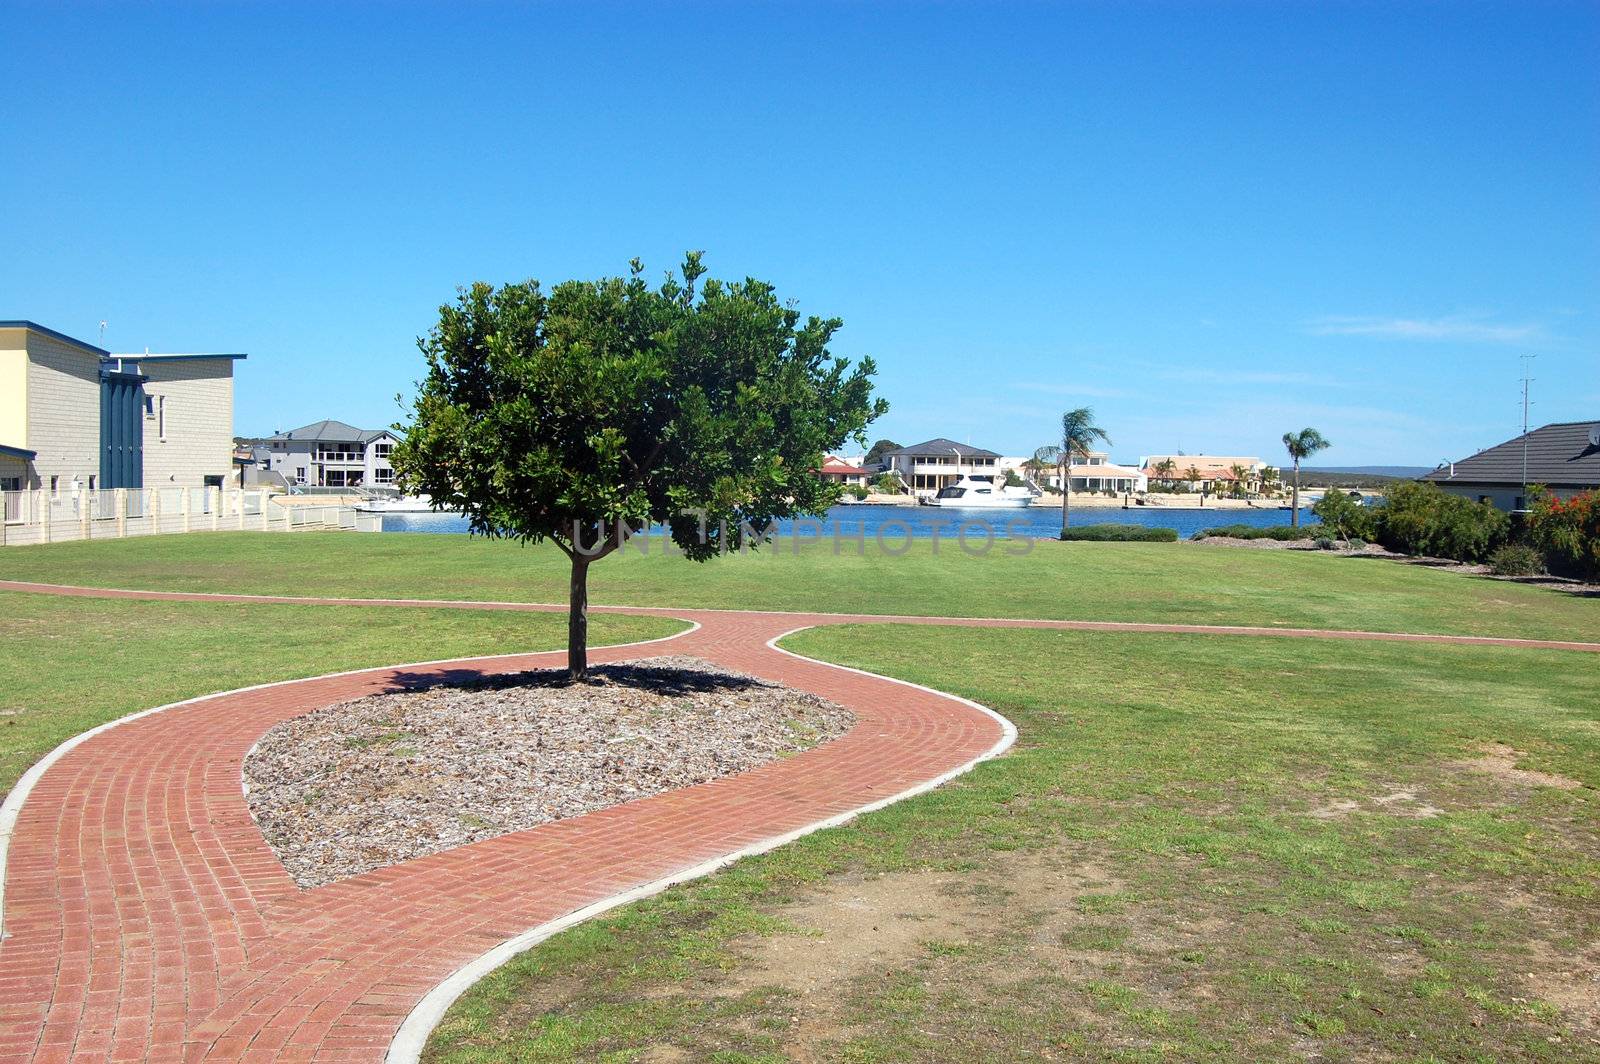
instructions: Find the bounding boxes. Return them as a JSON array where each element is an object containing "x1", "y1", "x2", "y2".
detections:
[
  {"x1": 264, "y1": 420, "x2": 394, "y2": 444},
  {"x1": 1422, "y1": 420, "x2": 1600, "y2": 488},
  {"x1": 885, "y1": 437, "x2": 1001, "y2": 459}
]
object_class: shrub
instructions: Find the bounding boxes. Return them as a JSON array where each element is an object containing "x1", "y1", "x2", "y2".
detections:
[
  {"x1": 1371, "y1": 482, "x2": 1508, "y2": 562},
  {"x1": 1487, "y1": 543, "x2": 1545, "y2": 577},
  {"x1": 1528, "y1": 489, "x2": 1600, "y2": 580},
  {"x1": 1346, "y1": 537, "x2": 1366, "y2": 550},
  {"x1": 843, "y1": 483, "x2": 869, "y2": 500},
  {"x1": 1060, "y1": 524, "x2": 1178, "y2": 542},
  {"x1": 1311, "y1": 490, "x2": 1375, "y2": 540},
  {"x1": 1313, "y1": 537, "x2": 1337, "y2": 550},
  {"x1": 1198, "y1": 523, "x2": 1322, "y2": 541}
]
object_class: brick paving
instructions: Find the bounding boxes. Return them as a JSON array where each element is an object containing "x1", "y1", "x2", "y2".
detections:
[{"x1": 0, "y1": 581, "x2": 1594, "y2": 1063}]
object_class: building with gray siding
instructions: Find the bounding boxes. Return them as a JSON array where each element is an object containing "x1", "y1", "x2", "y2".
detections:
[
  {"x1": 0, "y1": 320, "x2": 244, "y2": 501},
  {"x1": 249, "y1": 420, "x2": 398, "y2": 490}
]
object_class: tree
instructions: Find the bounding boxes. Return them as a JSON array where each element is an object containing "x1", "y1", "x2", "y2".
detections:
[
  {"x1": 1312, "y1": 488, "x2": 1373, "y2": 540},
  {"x1": 1281, "y1": 428, "x2": 1331, "y2": 526},
  {"x1": 870, "y1": 470, "x2": 903, "y2": 495},
  {"x1": 393, "y1": 254, "x2": 887, "y2": 680},
  {"x1": 1229, "y1": 463, "x2": 1251, "y2": 499},
  {"x1": 1183, "y1": 464, "x2": 1202, "y2": 491},
  {"x1": 1152, "y1": 458, "x2": 1177, "y2": 488},
  {"x1": 863, "y1": 438, "x2": 901, "y2": 467},
  {"x1": 1035, "y1": 407, "x2": 1111, "y2": 533}
]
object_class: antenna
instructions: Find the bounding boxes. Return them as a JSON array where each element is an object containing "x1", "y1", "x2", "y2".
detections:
[
  {"x1": 1519, "y1": 355, "x2": 1535, "y2": 505},
  {"x1": 98, "y1": 320, "x2": 108, "y2": 345}
]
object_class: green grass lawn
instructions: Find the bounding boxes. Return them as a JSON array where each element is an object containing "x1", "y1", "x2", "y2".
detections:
[
  {"x1": 2, "y1": 531, "x2": 1596, "y2": 641},
  {"x1": 0, "y1": 591, "x2": 683, "y2": 796},
  {"x1": 425, "y1": 625, "x2": 1600, "y2": 1063}
]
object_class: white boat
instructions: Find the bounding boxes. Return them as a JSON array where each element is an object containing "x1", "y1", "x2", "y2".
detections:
[
  {"x1": 353, "y1": 494, "x2": 456, "y2": 514},
  {"x1": 924, "y1": 474, "x2": 1037, "y2": 508}
]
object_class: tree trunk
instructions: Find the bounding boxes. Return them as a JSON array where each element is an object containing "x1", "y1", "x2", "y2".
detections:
[
  {"x1": 1290, "y1": 458, "x2": 1301, "y2": 526},
  {"x1": 1060, "y1": 461, "x2": 1070, "y2": 535},
  {"x1": 567, "y1": 554, "x2": 590, "y2": 681}
]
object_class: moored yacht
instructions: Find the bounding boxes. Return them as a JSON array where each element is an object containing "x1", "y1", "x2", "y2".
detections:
[
  {"x1": 924, "y1": 474, "x2": 1037, "y2": 508},
  {"x1": 353, "y1": 494, "x2": 458, "y2": 514}
]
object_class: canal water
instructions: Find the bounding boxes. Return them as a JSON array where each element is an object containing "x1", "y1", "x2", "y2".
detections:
[{"x1": 382, "y1": 502, "x2": 1310, "y2": 540}]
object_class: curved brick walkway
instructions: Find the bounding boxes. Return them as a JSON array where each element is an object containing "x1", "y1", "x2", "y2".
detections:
[{"x1": 0, "y1": 582, "x2": 1594, "y2": 1064}]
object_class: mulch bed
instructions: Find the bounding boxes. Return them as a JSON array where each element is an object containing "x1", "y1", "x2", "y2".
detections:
[{"x1": 243, "y1": 656, "x2": 855, "y2": 887}]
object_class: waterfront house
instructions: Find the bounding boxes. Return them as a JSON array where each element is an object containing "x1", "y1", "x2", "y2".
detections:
[
  {"x1": 1422, "y1": 421, "x2": 1600, "y2": 511},
  {"x1": 1140, "y1": 454, "x2": 1265, "y2": 493},
  {"x1": 0, "y1": 321, "x2": 244, "y2": 512},
  {"x1": 881, "y1": 438, "x2": 1001, "y2": 497},
  {"x1": 1028, "y1": 451, "x2": 1148, "y2": 494},
  {"x1": 817, "y1": 455, "x2": 869, "y2": 487},
  {"x1": 249, "y1": 420, "x2": 398, "y2": 490}
]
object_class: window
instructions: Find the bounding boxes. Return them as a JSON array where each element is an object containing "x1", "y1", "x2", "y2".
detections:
[
  {"x1": 374, "y1": 468, "x2": 395, "y2": 484},
  {"x1": 88, "y1": 475, "x2": 96, "y2": 491},
  {"x1": 143, "y1": 395, "x2": 155, "y2": 418},
  {"x1": 50, "y1": 475, "x2": 59, "y2": 497},
  {"x1": 1, "y1": 476, "x2": 19, "y2": 523},
  {"x1": 373, "y1": 442, "x2": 394, "y2": 458},
  {"x1": 204, "y1": 475, "x2": 223, "y2": 489},
  {"x1": 295, "y1": 467, "x2": 307, "y2": 482},
  {"x1": 157, "y1": 395, "x2": 167, "y2": 440}
]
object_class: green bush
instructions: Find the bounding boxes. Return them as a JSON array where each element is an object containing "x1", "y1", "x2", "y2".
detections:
[
  {"x1": 1346, "y1": 537, "x2": 1367, "y2": 550},
  {"x1": 1311, "y1": 490, "x2": 1375, "y2": 540},
  {"x1": 843, "y1": 483, "x2": 869, "y2": 500},
  {"x1": 1372, "y1": 482, "x2": 1508, "y2": 562},
  {"x1": 1060, "y1": 524, "x2": 1178, "y2": 542},
  {"x1": 1196, "y1": 523, "x2": 1322, "y2": 541},
  {"x1": 1528, "y1": 489, "x2": 1600, "y2": 580},
  {"x1": 1487, "y1": 543, "x2": 1544, "y2": 577},
  {"x1": 1313, "y1": 536, "x2": 1337, "y2": 550}
]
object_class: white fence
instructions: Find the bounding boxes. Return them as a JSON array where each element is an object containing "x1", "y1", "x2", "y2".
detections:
[{"x1": 0, "y1": 488, "x2": 383, "y2": 546}]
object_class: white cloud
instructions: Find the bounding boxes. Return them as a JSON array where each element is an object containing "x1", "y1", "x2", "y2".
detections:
[{"x1": 1306, "y1": 315, "x2": 1544, "y2": 344}]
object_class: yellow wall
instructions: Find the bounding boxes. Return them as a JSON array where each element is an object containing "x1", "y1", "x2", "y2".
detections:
[{"x1": 0, "y1": 336, "x2": 28, "y2": 450}]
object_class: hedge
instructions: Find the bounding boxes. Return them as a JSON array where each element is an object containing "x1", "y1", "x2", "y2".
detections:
[
  {"x1": 1060, "y1": 524, "x2": 1178, "y2": 542},
  {"x1": 1194, "y1": 523, "x2": 1323, "y2": 541}
]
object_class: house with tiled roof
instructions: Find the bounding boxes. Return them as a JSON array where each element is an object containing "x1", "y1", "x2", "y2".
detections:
[
  {"x1": 881, "y1": 438, "x2": 1002, "y2": 496},
  {"x1": 1422, "y1": 420, "x2": 1600, "y2": 512},
  {"x1": 1140, "y1": 454, "x2": 1266, "y2": 494},
  {"x1": 817, "y1": 455, "x2": 869, "y2": 487},
  {"x1": 246, "y1": 419, "x2": 399, "y2": 490}
]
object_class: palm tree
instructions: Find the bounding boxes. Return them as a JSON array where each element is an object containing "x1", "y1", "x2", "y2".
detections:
[
  {"x1": 1282, "y1": 427, "x2": 1331, "y2": 526},
  {"x1": 1229, "y1": 463, "x2": 1251, "y2": 499},
  {"x1": 1152, "y1": 458, "x2": 1177, "y2": 489},
  {"x1": 1261, "y1": 465, "x2": 1281, "y2": 496},
  {"x1": 1183, "y1": 465, "x2": 1202, "y2": 491},
  {"x1": 1037, "y1": 408, "x2": 1112, "y2": 533}
]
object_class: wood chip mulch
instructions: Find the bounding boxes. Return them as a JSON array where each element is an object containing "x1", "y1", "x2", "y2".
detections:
[{"x1": 243, "y1": 656, "x2": 856, "y2": 887}]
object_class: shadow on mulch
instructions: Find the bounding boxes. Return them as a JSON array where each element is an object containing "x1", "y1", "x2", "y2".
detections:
[{"x1": 380, "y1": 659, "x2": 768, "y2": 696}]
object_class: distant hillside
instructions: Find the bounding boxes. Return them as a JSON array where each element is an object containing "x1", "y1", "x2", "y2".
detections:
[
  {"x1": 1303, "y1": 465, "x2": 1430, "y2": 478},
  {"x1": 1294, "y1": 465, "x2": 1427, "y2": 488}
]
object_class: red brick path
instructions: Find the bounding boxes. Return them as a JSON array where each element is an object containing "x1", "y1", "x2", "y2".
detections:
[{"x1": 0, "y1": 581, "x2": 1593, "y2": 1063}]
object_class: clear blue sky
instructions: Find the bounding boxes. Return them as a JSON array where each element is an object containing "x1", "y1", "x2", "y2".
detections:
[{"x1": 4, "y1": 2, "x2": 1595, "y2": 467}]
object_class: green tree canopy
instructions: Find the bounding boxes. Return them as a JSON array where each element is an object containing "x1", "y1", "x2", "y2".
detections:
[
  {"x1": 393, "y1": 253, "x2": 887, "y2": 678},
  {"x1": 863, "y1": 438, "x2": 902, "y2": 466}
]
